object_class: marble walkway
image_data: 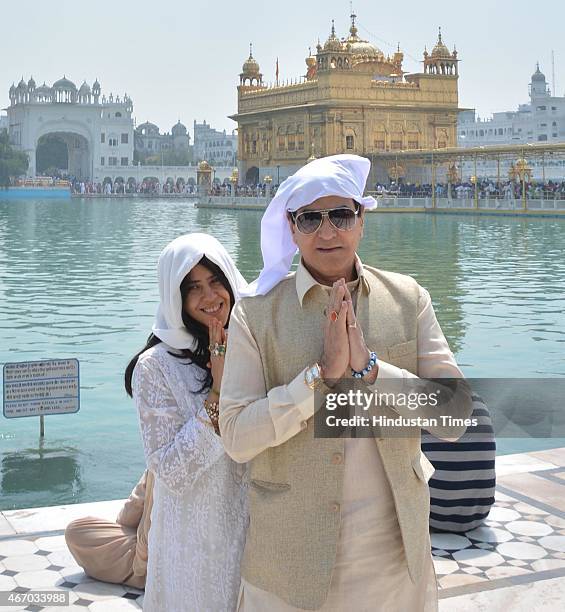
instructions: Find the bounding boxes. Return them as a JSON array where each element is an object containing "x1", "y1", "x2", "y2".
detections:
[{"x1": 1, "y1": 447, "x2": 565, "y2": 611}]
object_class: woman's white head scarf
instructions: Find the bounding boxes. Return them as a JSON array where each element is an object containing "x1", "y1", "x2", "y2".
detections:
[
  {"x1": 152, "y1": 233, "x2": 248, "y2": 350},
  {"x1": 244, "y1": 154, "x2": 377, "y2": 297}
]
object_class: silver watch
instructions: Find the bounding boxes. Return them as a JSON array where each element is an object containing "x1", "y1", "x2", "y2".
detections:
[{"x1": 305, "y1": 363, "x2": 323, "y2": 390}]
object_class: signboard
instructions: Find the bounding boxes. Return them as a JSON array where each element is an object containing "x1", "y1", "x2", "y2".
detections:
[{"x1": 3, "y1": 359, "x2": 80, "y2": 419}]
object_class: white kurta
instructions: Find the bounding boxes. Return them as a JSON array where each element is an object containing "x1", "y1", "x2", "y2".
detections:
[{"x1": 133, "y1": 343, "x2": 248, "y2": 612}]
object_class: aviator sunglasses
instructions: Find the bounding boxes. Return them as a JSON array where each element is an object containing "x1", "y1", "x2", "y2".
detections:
[{"x1": 290, "y1": 202, "x2": 360, "y2": 234}]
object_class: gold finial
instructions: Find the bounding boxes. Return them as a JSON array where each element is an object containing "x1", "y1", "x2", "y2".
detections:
[
  {"x1": 249, "y1": 42, "x2": 253, "y2": 58},
  {"x1": 438, "y1": 27, "x2": 442, "y2": 44},
  {"x1": 331, "y1": 19, "x2": 336, "y2": 37},
  {"x1": 349, "y1": 8, "x2": 358, "y2": 37}
]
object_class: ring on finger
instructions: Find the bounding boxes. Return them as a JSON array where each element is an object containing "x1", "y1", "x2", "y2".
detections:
[{"x1": 209, "y1": 342, "x2": 226, "y2": 357}]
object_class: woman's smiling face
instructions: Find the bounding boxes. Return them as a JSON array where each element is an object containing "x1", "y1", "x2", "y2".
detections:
[{"x1": 182, "y1": 263, "x2": 231, "y2": 328}]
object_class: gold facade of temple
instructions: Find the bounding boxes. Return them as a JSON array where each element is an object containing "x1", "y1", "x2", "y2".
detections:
[{"x1": 230, "y1": 15, "x2": 460, "y2": 184}]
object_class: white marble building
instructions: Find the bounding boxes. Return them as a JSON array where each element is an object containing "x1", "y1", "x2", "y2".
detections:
[
  {"x1": 193, "y1": 120, "x2": 237, "y2": 166},
  {"x1": 458, "y1": 64, "x2": 565, "y2": 147},
  {"x1": 6, "y1": 76, "x2": 134, "y2": 180},
  {"x1": 135, "y1": 120, "x2": 191, "y2": 158}
]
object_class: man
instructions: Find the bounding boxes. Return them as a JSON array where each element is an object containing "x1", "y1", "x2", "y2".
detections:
[{"x1": 220, "y1": 154, "x2": 473, "y2": 611}]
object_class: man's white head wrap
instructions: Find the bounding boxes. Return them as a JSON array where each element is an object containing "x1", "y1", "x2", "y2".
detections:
[
  {"x1": 152, "y1": 233, "x2": 248, "y2": 349},
  {"x1": 245, "y1": 154, "x2": 377, "y2": 296}
]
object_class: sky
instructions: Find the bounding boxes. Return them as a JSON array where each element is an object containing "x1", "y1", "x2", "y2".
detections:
[{"x1": 1, "y1": 0, "x2": 564, "y2": 136}]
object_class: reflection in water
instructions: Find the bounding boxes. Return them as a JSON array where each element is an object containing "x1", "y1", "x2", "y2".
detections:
[
  {"x1": 0, "y1": 198, "x2": 564, "y2": 509},
  {"x1": 359, "y1": 213, "x2": 468, "y2": 354},
  {"x1": 1, "y1": 442, "x2": 83, "y2": 509}
]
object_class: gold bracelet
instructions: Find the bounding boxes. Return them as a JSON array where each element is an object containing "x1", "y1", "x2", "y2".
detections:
[{"x1": 203, "y1": 399, "x2": 220, "y2": 435}]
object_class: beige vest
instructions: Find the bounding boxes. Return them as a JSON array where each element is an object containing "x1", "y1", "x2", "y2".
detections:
[{"x1": 239, "y1": 266, "x2": 436, "y2": 610}]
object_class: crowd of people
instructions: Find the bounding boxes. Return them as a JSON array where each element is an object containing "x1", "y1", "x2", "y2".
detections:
[
  {"x1": 373, "y1": 179, "x2": 565, "y2": 200},
  {"x1": 62, "y1": 174, "x2": 565, "y2": 201},
  {"x1": 70, "y1": 178, "x2": 199, "y2": 196},
  {"x1": 207, "y1": 182, "x2": 280, "y2": 197}
]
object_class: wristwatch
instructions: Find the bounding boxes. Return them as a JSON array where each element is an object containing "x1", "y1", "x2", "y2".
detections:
[{"x1": 305, "y1": 363, "x2": 324, "y2": 390}]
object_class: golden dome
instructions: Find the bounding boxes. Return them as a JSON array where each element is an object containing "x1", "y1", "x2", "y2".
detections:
[
  {"x1": 198, "y1": 160, "x2": 212, "y2": 171},
  {"x1": 431, "y1": 28, "x2": 451, "y2": 58},
  {"x1": 242, "y1": 43, "x2": 260, "y2": 74},
  {"x1": 345, "y1": 13, "x2": 382, "y2": 57},
  {"x1": 349, "y1": 40, "x2": 381, "y2": 57},
  {"x1": 306, "y1": 55, "x2": 316, "y2": 67}
]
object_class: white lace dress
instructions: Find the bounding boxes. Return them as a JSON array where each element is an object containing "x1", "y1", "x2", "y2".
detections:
[{"x1": 133, "y1": 343, "x2": 248, "y2": 612}]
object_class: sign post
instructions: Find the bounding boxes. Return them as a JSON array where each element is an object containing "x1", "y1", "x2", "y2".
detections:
[{"x1": 3, "y1": 359, "x2": 80, "y2": 438}]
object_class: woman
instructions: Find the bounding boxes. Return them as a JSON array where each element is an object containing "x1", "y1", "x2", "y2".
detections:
[{"x1": 125, "y1": 233, "x2": 249, "y2": 611}]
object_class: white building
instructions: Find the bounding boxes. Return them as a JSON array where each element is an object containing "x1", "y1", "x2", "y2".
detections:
[
  {"x1": 0, "y1": 113, "x2": 7, "y2": 133},
  {"x1": 6, "y1": 76, "x2": 134, "y2": 180},
  {"x1": 134, "y1": 120, "x2": 191, "y2": 160},
  {"x1": 193, "y1": 120, "x2": 237, "y2": 166},
  {"x1": 458, "y1": 64, "x2": 565, "y2": 147}
]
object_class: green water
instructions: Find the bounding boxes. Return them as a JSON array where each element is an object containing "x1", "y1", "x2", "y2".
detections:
[{"x1": 1, "y1": 198, "x2": 564, "y2": 510}]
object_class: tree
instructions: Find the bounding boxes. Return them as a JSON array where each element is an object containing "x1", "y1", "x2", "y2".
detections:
[
  {"x1": 36, "y1": 135, "x2": 68, "y2": 175},
  {"x1": 0, "y1": 131, "x2": 29, "y2": 188}
]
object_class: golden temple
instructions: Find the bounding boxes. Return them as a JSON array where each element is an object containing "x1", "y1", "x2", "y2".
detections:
[{"x1": 230, "y1": 14, "x2": 460, "y2": 185}]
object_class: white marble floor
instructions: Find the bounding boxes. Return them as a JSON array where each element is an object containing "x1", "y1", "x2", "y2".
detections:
[{"x1": 1, "y1": 449, "x2": 565, "y2": 611}]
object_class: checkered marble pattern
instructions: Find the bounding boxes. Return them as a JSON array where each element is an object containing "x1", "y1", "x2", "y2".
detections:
[
  {"x1": 432, "y1": 485, "x2": 565, "y2": 592},
  {"x1": 0, "y1": 534, "x2": 143, "y2": 611},
  {"x1": 1, "y1": 452, "x2": 565, "y2": 609}
]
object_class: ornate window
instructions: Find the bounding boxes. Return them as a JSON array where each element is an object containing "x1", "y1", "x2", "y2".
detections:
[{"x1": 346, "y1": 135, "x2": 354, "y2": 150}]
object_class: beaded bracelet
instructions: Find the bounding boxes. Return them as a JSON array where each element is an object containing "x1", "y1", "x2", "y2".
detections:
[{"x1": 351, "y1": 351, "x2": 378, "y2": 379}]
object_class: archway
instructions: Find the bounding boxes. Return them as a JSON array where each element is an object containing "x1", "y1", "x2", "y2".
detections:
[
  {"x1": 36, "y1": 135, "x2": 68, "y2": 177},
  {"x1": 245, "y1": 166, "x2": 259, "y2": 185},
  {"x1": 36, "y1": 132, "x2": 90, "y2": 180}
]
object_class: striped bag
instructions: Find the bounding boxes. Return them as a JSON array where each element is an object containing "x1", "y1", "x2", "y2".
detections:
[{"x1": 421, "y1": 395, "x2": 496, "y2": 533}]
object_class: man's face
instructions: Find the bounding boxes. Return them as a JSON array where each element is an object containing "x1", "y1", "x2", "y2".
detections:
[{"x1": 288, "y1": 195, "x2": 364, "y2": 284}]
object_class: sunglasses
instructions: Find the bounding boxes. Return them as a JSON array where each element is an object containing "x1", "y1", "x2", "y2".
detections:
[{"x1": 290, "y1": 203, "x2": 360, "y2": 234}]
